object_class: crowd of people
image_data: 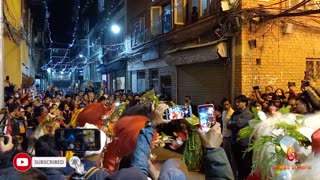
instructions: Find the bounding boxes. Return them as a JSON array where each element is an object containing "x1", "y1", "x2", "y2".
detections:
[{"x1": 1, "y1": 78, "x2": 320, "y2": 180}]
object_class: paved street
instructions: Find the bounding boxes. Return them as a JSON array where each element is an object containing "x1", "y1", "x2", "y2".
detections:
[{"x1": 152, "y1": 147, "x2": 205, "y2": 180}]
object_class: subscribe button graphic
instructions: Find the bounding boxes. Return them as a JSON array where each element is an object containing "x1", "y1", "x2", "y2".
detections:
[
  {"x1": 32, "y1": 157, "x2": 66, "y2": 168},
  {"x1": 13, "y1": 153, "x2": 32, "y2": 171},
  {"x1": 14, "y1": 153, "x2": 66, "y2": 171}
]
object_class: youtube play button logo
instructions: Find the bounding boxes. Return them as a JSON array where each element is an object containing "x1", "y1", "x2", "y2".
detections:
[{"x1": 13, "y1": 153, "x2": 32, "y2": 171}]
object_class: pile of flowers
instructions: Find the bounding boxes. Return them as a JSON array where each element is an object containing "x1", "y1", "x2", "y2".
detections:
[{"x1": 239, "y1": 107, "x2": 320, "y2": 179}]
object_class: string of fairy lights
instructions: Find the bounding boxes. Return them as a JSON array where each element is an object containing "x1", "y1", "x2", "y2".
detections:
[
  {"x1": 41, "y1": 0, "x2": 80, "y2": 71},
  {"x1": 40, "y1": 0, "x2": 53, "y2": 70},
  {"x1": 60, "y1": 28, "x2": 148, "y2": 74},
  {"x1": 52, "y1": 0, "x2": 80, "y2": 70},
  {"x1": 48, "y1": 20, "x2": 149, "y2": 73},
  {"x1": 41, "y1": 0, "x2": 156, "y2": 73}
]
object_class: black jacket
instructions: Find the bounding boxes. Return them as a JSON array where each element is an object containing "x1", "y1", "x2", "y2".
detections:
[
  {"x1": 39, "y1": 168, "x2": 65, "y2": 180},
  {"x1": 227, "y1": 107, "x2": 253, "y2": 147},
  {"x1": 304, "y1": 88, "x2": 320, "y2": 110},
  {"x1": 204, "y1": 147, "x2": 234, "y2": 180}
]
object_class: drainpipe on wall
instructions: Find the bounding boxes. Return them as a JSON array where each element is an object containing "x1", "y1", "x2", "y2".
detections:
[
  {"x1": 230, "y1": 36, "x2": 236, "y2": 104},
  {"x1": 0, "y1": 0, "x2": 5, "y2": 107}
]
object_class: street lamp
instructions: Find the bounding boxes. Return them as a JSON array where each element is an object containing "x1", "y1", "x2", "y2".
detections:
[
  {"x1": 111, "y1": 24, "x2": 120, "y2": 34},
  {"x1": 79, "y1": 54, "x2": 84, "y2": 58}
]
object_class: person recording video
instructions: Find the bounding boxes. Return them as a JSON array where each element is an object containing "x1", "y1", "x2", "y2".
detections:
[
  {"x1": 61, "y1": 124, "x2": 110, "y2": 180},
  {"x1": 301, "y1": 80, "x2": 320, "y2": 111},
  {"x1": 0, "y1": 135, "x2": 47, "y2": 179}
]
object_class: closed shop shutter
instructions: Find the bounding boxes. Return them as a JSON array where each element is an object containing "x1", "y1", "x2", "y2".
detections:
[{"x1": 177, "y1": 61, "x2": 229, "y2": 105}]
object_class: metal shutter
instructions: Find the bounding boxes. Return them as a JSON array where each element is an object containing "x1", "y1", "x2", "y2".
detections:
[{"x1": 177, "y1": 61, "x2": 229, "y2": 105}]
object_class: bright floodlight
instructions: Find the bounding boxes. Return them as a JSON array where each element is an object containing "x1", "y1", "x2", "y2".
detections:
[
  {"x1": 111, "y1": 24, "x2": 120, "y2": 34},
  {"x1": 47, "y1": 68, "x2": 51, "y2": 73},
  {"x1": 79, "y1": 54, "x2": 84, "y2": 58}
]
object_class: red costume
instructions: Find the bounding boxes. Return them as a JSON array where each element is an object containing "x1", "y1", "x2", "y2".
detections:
[
  {"x1": 77, "y1": 103, "x2": 114, "y2": 129},
  {"x1": 103, "y1": 115, "x2": 157, "y2": 173},
  {"x1": 75, "y1": 103, "x2": 157, "y2": 173}
]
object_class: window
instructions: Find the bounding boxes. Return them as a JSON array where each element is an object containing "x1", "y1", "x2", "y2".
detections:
[
  {"x1": 162, "y1": 4, "x2": 172, "y2": 33},
  {"x1": 151, "y1": 1, "x2": 187, "y2": 34},
  {"x1": 132, "y1": 17, "x2": 145, "y2": 46},
  {"x1": 200, "y1": 0, "x2": 209, "y2": 16},
  {"x1": 137, "y1": 71, "x2": 146, "y2": 93},
  {"x1": 98, "y1": 0, "x2": 105, "y2": 13},
  {"x1": 151, "y1": 6, "x2": 162, "y2": 35},
  {"x1": 306, "y1": 59, "x2": 320, "y2": 80},
  {"x1": 150, "y1": 70, "x2": 159, "y2": 91},
  {"x1": 174, "y1": 0, "x2": 187, "y2": 25}
]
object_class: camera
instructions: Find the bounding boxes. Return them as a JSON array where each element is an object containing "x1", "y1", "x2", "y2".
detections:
[
  {"x1": 252, "y1": 86, "x2": 260, "y2": 90},
  {"x1": 166, "y1": 105, "x2": 192, "y2": 120},
  {"x1": 198, "y1": 104, "x2": 215, "y2": 133},
  {"x1": 287, "y1": 82, "x2": 296, "y2": 87},
  {"x1": 301, "y1": 80, "x2": 310, "y2": 87}
]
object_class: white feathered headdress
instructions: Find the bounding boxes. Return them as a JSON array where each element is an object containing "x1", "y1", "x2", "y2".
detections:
[{"x1": 241, "y1": 107, "x2": 320, "y2": 180}]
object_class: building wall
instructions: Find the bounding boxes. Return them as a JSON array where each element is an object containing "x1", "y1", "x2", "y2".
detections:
[
  {"x1": 237, "y1": 3, "x2": 320, "y2": 96},
  {"x1": 4, "y1": 0, "x2": 30, "y2": 87}
]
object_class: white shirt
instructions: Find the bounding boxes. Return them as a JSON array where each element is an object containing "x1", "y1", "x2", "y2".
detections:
[{"x1": 222, "y1": 108, "x2": 234, "y2": 137}]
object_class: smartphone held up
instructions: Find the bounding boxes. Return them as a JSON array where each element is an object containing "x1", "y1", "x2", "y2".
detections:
[
  {"x1": 0, "y1": 135, "x2": 9, "y2": 145},
  {"x1": 55, "y1": 129, "x2": 101, "y2": 151},
  {"x1": 166, "y1": 105, "x2": 192, "y2": 120},
  {"x1": 198, "y1": 104, "x2": 215, "y2": 133}
]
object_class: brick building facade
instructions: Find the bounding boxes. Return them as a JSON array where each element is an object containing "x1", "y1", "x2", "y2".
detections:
[
  {"x1": 78, "y1": 0, "x2": 320, "y2": 105},
  {"x1": 235, "y1": 0, "x2": 320, "y2": 97}
]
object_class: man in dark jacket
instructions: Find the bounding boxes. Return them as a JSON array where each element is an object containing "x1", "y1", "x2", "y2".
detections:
[
  {"x1": 2, "y1": 103, "x2": 20, "y2": 137},
  {"x1": 227, "y1": 95, "x2": 253, "y2": 180},
  {"x1": 302, "y1": 85, "x2": 320, "y2": 111}
]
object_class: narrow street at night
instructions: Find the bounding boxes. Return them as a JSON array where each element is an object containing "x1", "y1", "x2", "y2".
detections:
[{"x1": 1, "y1": 0, "x2": 320, "y2": 180}]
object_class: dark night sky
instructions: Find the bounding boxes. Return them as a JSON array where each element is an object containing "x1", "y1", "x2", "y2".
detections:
[{"x1": 47, "y1": 0, "x2": 77, "y2": 48}]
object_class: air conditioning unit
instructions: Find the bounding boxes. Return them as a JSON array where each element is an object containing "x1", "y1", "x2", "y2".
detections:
[
  {"x1": 283, "y1": 23, "x2": 293, "y2": 34},
  {"x1": 221, "y1": 1, "x2": 230, "y2": 11}
]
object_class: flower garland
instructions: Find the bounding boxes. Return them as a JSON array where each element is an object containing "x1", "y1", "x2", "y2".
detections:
[{"x1": 238, "y1": 107, "x2": 313, "y2": 179}]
